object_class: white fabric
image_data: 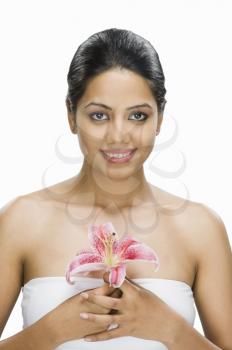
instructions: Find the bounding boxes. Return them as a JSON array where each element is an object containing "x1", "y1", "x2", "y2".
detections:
[{"x1": 21, "y1": 276, "x2": 196, "y2": 349}]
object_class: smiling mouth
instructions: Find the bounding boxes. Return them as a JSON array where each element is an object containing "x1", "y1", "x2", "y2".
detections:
[{"x1": 100, "y1": 149, "x2": 137, "y2": 163}]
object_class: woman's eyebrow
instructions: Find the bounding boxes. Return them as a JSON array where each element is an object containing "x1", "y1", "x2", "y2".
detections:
[{"x1": 84, "y1": 102, "x2": 153, "y2": 110}]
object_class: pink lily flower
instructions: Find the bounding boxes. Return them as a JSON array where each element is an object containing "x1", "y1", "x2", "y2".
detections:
[{"x1": 65, "y1": 222, "x2": 160, "y2": 288}]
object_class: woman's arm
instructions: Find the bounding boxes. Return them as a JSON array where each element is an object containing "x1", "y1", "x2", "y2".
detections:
[
  {"x1": 0, "y1": 313, "x2": 58, "y2": 350},
  {"x1": 0, "y1": 198, "x2": 56, "y2": 349},
  {"x1": 0, "y1": 284, "x2": 122, "y2": 350},
  {"x1": 0, "y1": 197, "x2": 25, "y2": 337},
  {"x1": 163, "y1": 312, "x2": 223, "y2": 349},
  {"x1": 167, "y1": 203, "x2": 232, "y2": 350}
]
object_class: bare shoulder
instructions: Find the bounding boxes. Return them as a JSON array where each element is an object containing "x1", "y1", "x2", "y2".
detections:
[
  {"x1": 154, "y1": 186, "x2": 229, "y2": 247},
  {"x1": 0, "y1": 196, "x2": 37, "y2": 313},
  {"x1": 1, "y1": 192, "x2": 46, "y2": 221},
  {"x1": 0, "y1": 194, "x2": 39, "y2": 260},
  {"x1": 0, "y1": 194, "x2": 52, "y2": 334},
  {"x1": 179, "y1": 200, "x2": 231, "y2": 262},
  {"x1": 0, "y1": 195, "x2": 39, "y2": 248},
  {"x1": 0, "y1": 189, "x2": 54, "y2": 248},
  {"x1": 156, "y1": 189, "x2": 232, "y2": 344},
  {"x1": 164, "y1": 191, "x2": 231, "y2": 262},
  {"x1": 0, "y1": 175, "x2": 81, "y2": 240},
  {"x1": 0, "y1": 195, "x2": 32, "y2": 236},
  {"x1": 153, "y1": 185, "x2": 231, "y2": 261},
  {"x1": 173, "y1": 199, "x2": 232, "y2": 346}
]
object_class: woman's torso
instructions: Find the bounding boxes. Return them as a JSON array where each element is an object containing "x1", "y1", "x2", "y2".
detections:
[
  {"x1": 20, "y1": 177, "x2": 198, "y2": 288},
  {"x1": 18, "y1": 177, "x2": 199, "y2": 349}
]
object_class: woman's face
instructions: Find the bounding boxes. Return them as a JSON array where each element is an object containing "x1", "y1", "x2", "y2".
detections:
[{"x1": 67, "y1": 68, "x2": 163, "y2": 180}]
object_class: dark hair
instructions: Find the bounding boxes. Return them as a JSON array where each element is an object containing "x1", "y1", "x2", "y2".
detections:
[{"x1": 66, "y1": 28, "x2": 167, "y2": 115}]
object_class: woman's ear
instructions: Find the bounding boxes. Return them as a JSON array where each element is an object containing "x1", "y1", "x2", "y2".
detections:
[
  {"x1": 66, "y1": 98, "x2": 77, "y2": 134},
  {"x1": 156, "y1": 113, "x2": 163, "y2": 135}
]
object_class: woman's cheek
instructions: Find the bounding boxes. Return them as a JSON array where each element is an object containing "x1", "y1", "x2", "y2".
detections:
[
  {"x1": 134, "y1": 129, "x2": 155, "y2": 158},
  {"x1": 76, "y1": 120, "x2": 100, "y2": 149}
]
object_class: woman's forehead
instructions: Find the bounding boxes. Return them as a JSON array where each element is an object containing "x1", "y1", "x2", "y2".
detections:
[{"x1": 78, "y1": 69, "x2": 157, "y2": 111}]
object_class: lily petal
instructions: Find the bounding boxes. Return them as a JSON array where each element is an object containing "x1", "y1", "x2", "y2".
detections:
[
  {"x1": 88, "y1": 222, "x2": 118, "y2": 256},
  {"x1": 109, "y1": 264, "x2": 126, "y2": 288},
  {"x1": 123, "y1": 243, "x2": 160, "y2": 270},
  {"x1": 66, "y1": 262, "x2": 107, "y2": 284},
  {"x1": 114, "y1": 235, "x2": 141, "y2": 256},
  {"x1": 66, "y1": 252, "x2": 104, "y2": 284}
]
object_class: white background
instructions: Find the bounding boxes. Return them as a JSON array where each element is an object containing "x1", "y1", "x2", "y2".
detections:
[{"x1": 0, "y1": 0, "x2": 231, "y2": 341}]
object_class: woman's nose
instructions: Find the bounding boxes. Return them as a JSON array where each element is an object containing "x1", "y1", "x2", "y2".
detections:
[{"x1": 106, "y1": 119, "x2": 132, "y2": 143}]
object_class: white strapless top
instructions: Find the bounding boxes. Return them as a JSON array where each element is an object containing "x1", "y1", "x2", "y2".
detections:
[{"x1": 21, "y1": 276, "x2": 196, "y2": 350}]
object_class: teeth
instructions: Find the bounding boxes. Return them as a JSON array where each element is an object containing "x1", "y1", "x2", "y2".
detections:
[{"x1": 104, "y1": 152, "x2": 131, "y2": 158}]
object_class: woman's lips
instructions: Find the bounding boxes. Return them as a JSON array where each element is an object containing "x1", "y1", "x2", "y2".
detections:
[
  {"x1": 101, "y1": 149, "x2": 136, "y2": 154},
  {"x1": 100, "y1": 149, "x2": 137, "y2": 164}
]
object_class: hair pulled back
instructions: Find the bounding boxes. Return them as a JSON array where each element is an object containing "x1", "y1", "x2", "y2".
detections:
[{"x1": 66, "y1": 28, "x2": 167, "y2": 115}]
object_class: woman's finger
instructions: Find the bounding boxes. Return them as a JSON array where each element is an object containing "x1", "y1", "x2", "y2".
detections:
[
  {"x1": 80, "y1": 283, "x2": 115, "y2": 300},
  {"x1": 84, "y1": 326, "x2": 122, "y2": 342},
  {"x1": 80, "y1": 292, "x2": 122, "y2": 310},
  {"x1": 80, "y1": 311, "x2": 121, "y2": 326}
]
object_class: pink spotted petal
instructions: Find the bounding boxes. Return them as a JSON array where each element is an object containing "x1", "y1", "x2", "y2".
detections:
[
  {"x1": 123, "y1": 243, "x2": 160, "y2": 271},
  {"x1": 114, "y1": 235, "x2": 142, "y2": 256},
  {"x1": 108, "y1": 264, "x2": 126, "y2": 288},
  {"x1": 66, "y1": 262, "x2": 107, "y2": 284},
  {"x1": 65, "y1": 252, "x2": 105, "y2": 284},
  {"x1": 88, "y1": 222, "x2": 118, "y2": 256}
]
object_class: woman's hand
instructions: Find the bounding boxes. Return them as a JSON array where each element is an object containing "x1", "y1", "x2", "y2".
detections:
[
  {"x1": 79, "y1": 272, "x2": 180, "y2": 344},
  {"x1": 47, "y1": 281, "x2": 122, "y2": 345},
  {"x1": 80, "y1": 282, "x2": 122, "y2": 314}
]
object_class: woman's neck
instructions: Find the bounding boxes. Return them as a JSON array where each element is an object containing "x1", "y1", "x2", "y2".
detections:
[{"x1": 72, "y1": 162, "x2": 154, "y2": 211}]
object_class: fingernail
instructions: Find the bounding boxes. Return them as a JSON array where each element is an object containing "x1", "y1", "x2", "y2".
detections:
[
  {"x1": 80, "y1": 312, "x2": 89, "y2": 319},
  {"x1": 80, "y1": 292, "x2": 89, "y2": 299}
]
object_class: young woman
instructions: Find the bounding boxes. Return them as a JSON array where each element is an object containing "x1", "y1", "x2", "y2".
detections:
[{"x1": 0, "y1": 28, "x2": 231, "y2": 350}]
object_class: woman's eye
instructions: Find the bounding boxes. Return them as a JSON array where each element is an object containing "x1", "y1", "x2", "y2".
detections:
[
  {"x1": 129, "y1": 112, "x2": 148, "y2": 121},
  {"x1": 89, "y1": 112, "x2": 108, "y2": 121},
  {"x1": 89, "y1": 111, "x2": 148, "y2": 122}
]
